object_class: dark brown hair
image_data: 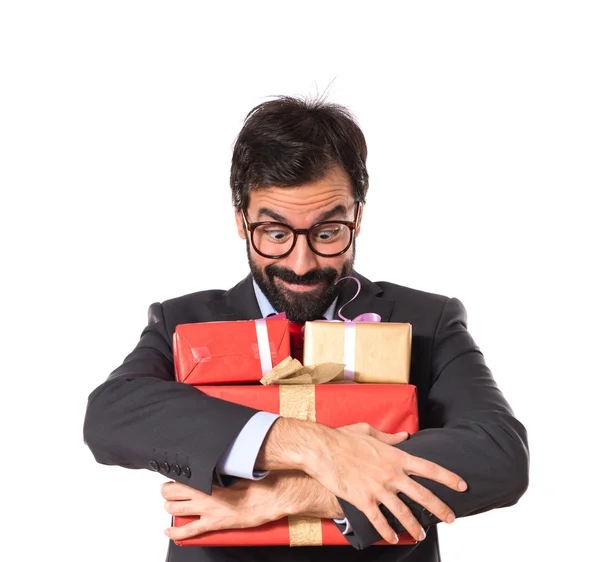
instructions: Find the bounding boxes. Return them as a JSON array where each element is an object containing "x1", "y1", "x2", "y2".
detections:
[{"x1": 230, "y1": 96, "x2": 369, "y2": 211}]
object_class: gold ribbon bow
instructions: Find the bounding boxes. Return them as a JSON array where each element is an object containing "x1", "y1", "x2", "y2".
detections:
[{"x1": 260, "y1": 356, "x2": 345, "y2": 386}]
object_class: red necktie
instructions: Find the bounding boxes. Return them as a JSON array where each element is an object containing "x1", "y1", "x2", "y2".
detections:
[
  {"x1": 288, "y1": 322, "x2": 305, "y2": 363},
  {"x1": 267, "y1": 314, "x2": 324, "y2": 363}
]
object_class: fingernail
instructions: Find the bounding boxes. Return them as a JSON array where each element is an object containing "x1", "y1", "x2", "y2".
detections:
[
  {"x1": 445, "y1": 513, "x2": 455, "y2": 523},
  {"x1": 418, "y1": 529, "x2": 426, "y2": 541},
  {"x1": 393, "y1": 533, "x2": 399, "y2": 544},
  {"x1": 164, "y1": 529, "x2": 170, "y2": 537},
  {"x1": 458, "y1": 480, "x2": 468, "y2": 491}
]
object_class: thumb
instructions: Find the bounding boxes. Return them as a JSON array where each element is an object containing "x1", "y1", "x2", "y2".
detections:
[{"x1": 370, "y1": 429, "x2": 410, "y2": 445}]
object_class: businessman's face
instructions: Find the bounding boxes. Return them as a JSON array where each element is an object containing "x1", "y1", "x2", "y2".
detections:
[{"x1": 236, "y1": 166, "x2": 361, "y2": 323}]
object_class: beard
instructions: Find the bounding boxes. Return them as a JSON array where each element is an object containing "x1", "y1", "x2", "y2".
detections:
[{"x1": 247, "y1": 241, "x2": 355, "y2": 323}]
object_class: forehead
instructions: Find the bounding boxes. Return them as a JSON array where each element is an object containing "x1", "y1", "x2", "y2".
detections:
[{"x1": 247, "y1": 167, "x2": 355, "y2": 220}]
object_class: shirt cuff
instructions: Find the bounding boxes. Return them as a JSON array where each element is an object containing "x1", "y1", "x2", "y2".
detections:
[
  {"x1": 216, "y1": 411, "x2": 280, "y2": 480},
  {"x1": 334, "y1": 517, "x2": 353, "y2": 535}
]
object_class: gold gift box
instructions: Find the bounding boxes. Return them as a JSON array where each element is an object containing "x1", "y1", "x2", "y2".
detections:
[{"x1": 303, "y1": 321, "x2": 412, "y2": 383}]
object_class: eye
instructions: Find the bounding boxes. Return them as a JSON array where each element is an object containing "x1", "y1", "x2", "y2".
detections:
[
  {"x1": 263, "y1": 228, "x2": 292, "y2": 242},
  {"x1": 312, "y1": 225, "x2": 342, "y2": 242}
]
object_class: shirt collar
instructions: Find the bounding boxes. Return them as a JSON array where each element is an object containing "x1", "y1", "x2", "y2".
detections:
[{"x1": 252, "y1": 279, "x2": 337, "y2": 321}]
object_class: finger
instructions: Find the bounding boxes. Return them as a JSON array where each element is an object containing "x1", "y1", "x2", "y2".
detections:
[
  {"x1": 161, "y1": 481, "x2": 175, "y2": 498},
  {"x1": 395, "y1": 431, "x2": 410, "y2": 443},
  {"x1": 394, "y1": 477, "x2": 456, "y2": 526},
  {"x1": 379, "y1": 490, "x2": 426, "y2": 542},
  {"x1": 341, "y1": 422, "x2": 371, "y2": 434},
  {"x1": 164, "y1": 499, "x2": 196, "y2": 516},
  {"x1": 369, "y1": 429, "x2": 410, "y2": 446},
  {"x1": 403, "y1": 455, "x2": 468, "y2": 493},
  {"x1": 165, "y1": 518, "x2": 207, "y2": 541},
  {"x1": 161, "y1": 481, "x2": 196, "y2": 500},
  {"x1": 342, "y1": 423, "x2": 409, "y2": 445},
  {"x1": 361, "y1": 501, "x2": 399, "y2": 545}
]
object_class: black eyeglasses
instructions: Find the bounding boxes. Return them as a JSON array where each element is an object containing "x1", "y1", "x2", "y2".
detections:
[{"x1": 242, "y1": 202, "x2": 360, "y2": 259}]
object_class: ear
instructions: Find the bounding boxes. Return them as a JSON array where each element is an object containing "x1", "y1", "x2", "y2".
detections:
[
  {"x1": 355, "y1": 203, "x2": 363, "y2": 238},
  {"x1": 235, "y1": 210, "x2": 247, "y2": 240}
]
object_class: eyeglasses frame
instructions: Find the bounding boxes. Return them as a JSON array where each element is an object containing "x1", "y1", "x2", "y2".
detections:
[{"x1": 242, "y1": 202, "x2": 361, "y2": 259}]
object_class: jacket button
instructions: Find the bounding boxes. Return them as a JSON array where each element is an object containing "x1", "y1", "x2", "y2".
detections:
[
  {"x1": 182, "y1": 465, "x2": 191, "y2": 478},
  {"x1": 159, "y1": 461, "x2": 170, "y2": 473},
  {"x1": 149, "y1": 460, "x2": 159, "y2": 471},
  {"x1": 171, "y1": 464, "x2": 181, "y2": 476}
]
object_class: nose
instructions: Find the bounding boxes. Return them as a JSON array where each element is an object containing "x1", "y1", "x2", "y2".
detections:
[{"x1": 283, "y1": 233, "x2": 319, "y2": 276}]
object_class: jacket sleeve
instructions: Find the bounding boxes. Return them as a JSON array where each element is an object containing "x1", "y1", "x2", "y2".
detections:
[
  {"x1": 337, "y1": 297, "x2": 530, "y2": 549},
  {"x1": 82, "y1": 302, "x2": 260, "y2": 495}
]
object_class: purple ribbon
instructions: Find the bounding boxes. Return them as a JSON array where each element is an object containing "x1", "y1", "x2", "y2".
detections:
[{"x1": 336, "y1": 276, "x2": 381, "y2": 323}]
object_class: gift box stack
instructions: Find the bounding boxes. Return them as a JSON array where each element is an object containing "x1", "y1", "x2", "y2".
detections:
[{"x1": 171, "y1": 292, "x2": 417, "y2": 547}]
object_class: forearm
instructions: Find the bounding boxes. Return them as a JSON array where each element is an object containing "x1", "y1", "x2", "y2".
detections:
[
  {"x1": 212, "y1": 412, "x2": 344, "y2": 521},
  {"x1": 340, "y1": 353, "x2": 529, "y2": 548},
  {"x1": 248, "y1": 470, "x2": 343, "y2": 520},
  {"x1": 339, "y1": 414, "x2": 528, "y2": 548},
  {"x1": 84, "y1": 303, "x2": 261, "y2": 495},
  {"x1": 340, "y1": 298, "x2": 530, "y2": 549},
  {"x1": 254, "y1": 417, "x2": 331, "y2": 472},
  {"x1": 84, "y1": 375, "x2": 258, "y2": 494},
  {"x1": 406, "y1": 352, "x2": 530, "y2": 521},
  {"x1": 397, "y1": 299, "x2": 529, "y2": 522},
  {"x1": 401, "y1": 415, "x2": 528, "y2": 517},
  {"x1": 279, "y1": 471, "x2": 344, "y2": 519}
]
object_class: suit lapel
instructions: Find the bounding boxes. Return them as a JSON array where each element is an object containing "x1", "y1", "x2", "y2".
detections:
[
  {"x1": 334, "y1": 270, "x2": 395, "y2": 322},
  {"x1": 205, "y1": 274, "x2": 262, "y2": 321}
]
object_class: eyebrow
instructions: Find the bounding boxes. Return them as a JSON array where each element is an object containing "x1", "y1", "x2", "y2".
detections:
[{"x1": 257, "y1": 204, "x2": 349, "y2": 223}]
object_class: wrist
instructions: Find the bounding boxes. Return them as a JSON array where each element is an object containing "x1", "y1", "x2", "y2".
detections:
[
  {"x1": 320, "y1": 491, "x2": 344, "y2": 520},
  {"x1": 291, "y1": 474, "x2": 343, "y2": 519},
  {"x1": 231, "y1": 477, "x2": 288, "y2": 524},
  {"x1": 256, "y1": 417, "x2": 329, "y2": 472},
  {"x1": 296, "y1": 423, "x2": 335, "y2": 476},
  {"x1": 274, "y1": 471, "x2": 308, "y2": 518}
]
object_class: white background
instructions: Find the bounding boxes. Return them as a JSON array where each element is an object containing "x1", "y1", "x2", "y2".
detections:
[{"x1": 1, "y1": 1, "x2": 598, "y2": 561}]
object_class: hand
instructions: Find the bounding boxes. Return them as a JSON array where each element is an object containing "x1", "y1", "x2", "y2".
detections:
[
  {"x1": 299, "y1": 422, "x2": 467, "y2": 544},
  {"x1": 162, "y1": 471, "x2": 343, "y2": 541},
  {"x1": 162, "y1": 479, "x2": 281, "y2": 541}
]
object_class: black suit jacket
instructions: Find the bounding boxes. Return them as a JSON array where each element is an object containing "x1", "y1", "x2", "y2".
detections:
[{"x1": 83, "y1": 271, "x2": 529, "y2": 562}]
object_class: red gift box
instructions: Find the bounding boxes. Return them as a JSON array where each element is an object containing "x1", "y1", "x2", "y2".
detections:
[
  {"x1": 174, "y1": 383, "x2": 419, "y2": 547},
  {"x1": 173, "y1": 318, "x2": 290, "y2": 385}
]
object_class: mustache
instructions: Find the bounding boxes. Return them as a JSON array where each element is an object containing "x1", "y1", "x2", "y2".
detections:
[{"x1": 265, "y1": 265, "x2": 338, "y2": 286}]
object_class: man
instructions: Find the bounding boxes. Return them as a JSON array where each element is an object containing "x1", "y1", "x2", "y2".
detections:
[{"x1": 83, "y1": 96, "x2": 529, "y2": 562}]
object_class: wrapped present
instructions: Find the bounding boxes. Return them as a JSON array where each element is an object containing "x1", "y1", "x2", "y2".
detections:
[
  {"x1": 173, "y1": 317, "x2": 290, "y2": 385},
  {"x1": 174, "y1": 379, "x2": 419, "y2": 547},
  {"x1": 303, "y1": 320, "x2": 412, "y2": 383}
]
